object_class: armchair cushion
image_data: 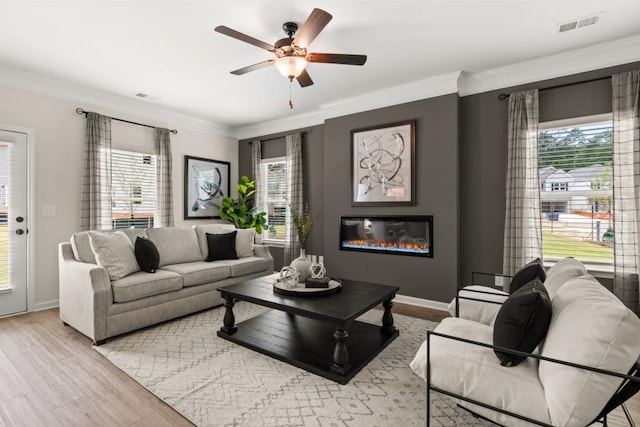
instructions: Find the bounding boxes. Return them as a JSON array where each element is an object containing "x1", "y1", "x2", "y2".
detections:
[
  {"x1": 509, "y1": 257, "x2": 546, "y2": 293},
  {"x1": 446, "y1": 285, "x2": 508, "y2": 325},
  {"x1": 538, "y1": 275, "x2": 640, "y2": 427},
  {"x1": 493, "y1": 278, "x2": 552, "y2": 366},
  {"x1": 542, "y1": 257, "x2": 587, "y2": 299},
  {"x1": 411, "y1": 317, "x2": 551, "y2": 427}
]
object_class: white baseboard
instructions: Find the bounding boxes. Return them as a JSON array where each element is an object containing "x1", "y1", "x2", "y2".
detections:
[
  {"x1": 32, "y1": 299, "x2": 59, "y2": 312},
  {"x1": 394, "y1": 294, "x2": 449, "y2": 312}
]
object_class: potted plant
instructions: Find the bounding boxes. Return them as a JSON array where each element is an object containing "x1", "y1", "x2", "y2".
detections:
[{"x1": 219, "y1": 176, "x2": 267, "y2": 237}]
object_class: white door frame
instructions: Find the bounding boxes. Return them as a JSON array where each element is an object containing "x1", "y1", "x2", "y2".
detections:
[{"x1": 0, "y1": 123, "x2": 35, "y2": 314}]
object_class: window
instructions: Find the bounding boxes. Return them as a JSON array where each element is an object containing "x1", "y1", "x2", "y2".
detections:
[
  {"x1": 260, "y1": 157, "x2": 287, "y2": 241},
  {"x1": 111, "y1": 149, "x2": 156, "y2": 229},
  {"x1": 538, "y1": 115, "x2": 613, "y2": 265}
]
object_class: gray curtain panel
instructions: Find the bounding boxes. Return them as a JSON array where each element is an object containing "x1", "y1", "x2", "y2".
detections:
[
  {"x1": 155, "y1": 128, "x2": 174, "y2": 228},
  {"x1": 284, "y1": 133, "x2": 303, "y2": 265},
  {"x1": 503, "y1": 89, "x2": 543, "y2": 278},
  {"x1": 251, "y1": 140, "x2": 263, "y2": 238},
  {"x1": 612, "y1": 69, "x2": 640, "y2": 314},
  {"x1": 80, "y1": 112, "x2": 112, "y2": 231}
]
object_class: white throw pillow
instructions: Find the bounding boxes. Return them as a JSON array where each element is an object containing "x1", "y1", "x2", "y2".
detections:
[
  {"x1": 88, "y1": 230, "x2": 140, "y2": 280},
  {"x1": 235, "y1": 228, "x2": 255, "y2": 258},
  {"x1": 543, "y1": 257, "x2": 588, "y2": 299},
  {"x1": 446, "y1": 285, "x2": 509, "y2": 326}
]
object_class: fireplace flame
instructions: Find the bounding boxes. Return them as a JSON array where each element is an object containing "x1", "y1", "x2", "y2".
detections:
[{"x1": 342, "y1": 239, "x2": 429, "y2": 252}]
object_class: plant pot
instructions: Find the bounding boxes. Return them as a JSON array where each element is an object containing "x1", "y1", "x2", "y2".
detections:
[{"x1": 290, "y1": 249, "x2": 312, "y2": 283}]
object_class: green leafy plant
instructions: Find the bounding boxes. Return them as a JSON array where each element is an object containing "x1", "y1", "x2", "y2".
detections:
[
  {"x1": 219, "y1": 176, "x2": 267, "y2": 234},
  {"x1": 291, "y1": 203, "x2": 315, "y2": 250}
]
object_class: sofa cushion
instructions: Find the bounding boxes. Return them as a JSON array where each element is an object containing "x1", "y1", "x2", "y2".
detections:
[
  {"x1": 147, "y1": 227, "x2": 204, "y2": 267},
  {"x1": 135, "y1": 237, "x2": 160, "y2": 273},
  {"x1": 161, "y1": 262, "x2": 231, "y2": 287},
  {"x1": 493, "y1": 278, "x2": 552, "y2": 367},
  {"x1": 543, "y1": 257, "x2": 588, "y2": 299},
  {"x1": 71, "y1": 229, "x2": 147, "y2": 264},
  {"x1": 194, "y1": 224, "x2": 255, "y2": 258},
  {"x1": 216, "y1": 257, "x2": 271, "y2": 277},
  {"x1": 411, "y1": 317, "x2": 551, "y2": 427},
  {"x1": 193, "y1": 224, "x2": 235, "y2": 256},
  {"x1": 111, "y1": 269, "x2": 182, "y2": 303},
  {"x1": 88, "y1": 231, "x2": 141, "y2": 280},
  {"x1": 539, "y1": 275, "x2": 640, "y2": 427},
  {"x1": 206, "y1": 231, "x2": 238, "y2": 262},
  {"x1": 447, "y1": 285, "x2": 508, "y2": 326},
  {"x1": 509, "y1": 257, "x2": 546, "y2": 293}
]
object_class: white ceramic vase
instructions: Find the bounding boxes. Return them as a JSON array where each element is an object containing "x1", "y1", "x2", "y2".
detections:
[{"x1": 290, "y1": 249, "x2": 312, "y2": 283}]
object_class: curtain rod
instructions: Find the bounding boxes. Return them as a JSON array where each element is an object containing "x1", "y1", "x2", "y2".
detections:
[
  {"x1": 75, "y1": 108, "x2": 178, "y2": 134},
  {"x1": 248, "y1": 131, "x2": 307, "y2": 144},
  {"x1": 497, "y1": 76, "x2": 611, "y2": 101}
]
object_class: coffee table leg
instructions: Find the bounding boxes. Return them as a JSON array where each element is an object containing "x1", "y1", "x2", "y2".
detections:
[
  {"x1": 220, "y1": 294, "x2": 238, "y2": 335},
  {"x1": 381, "y1": 297, "x2": 396, "y2": 334},
  {"x1": 330, "y1": 329, "x2": 351, "y2": 374}
]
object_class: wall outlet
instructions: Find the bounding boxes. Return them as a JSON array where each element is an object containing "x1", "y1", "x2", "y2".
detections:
[{"x1": 42, "y1": 204, "x2": 56, "y2": 217}]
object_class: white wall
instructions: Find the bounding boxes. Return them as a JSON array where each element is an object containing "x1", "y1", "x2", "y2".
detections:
[{"x1": 0, "y1": 84, "x2": 237, "y2": 307}]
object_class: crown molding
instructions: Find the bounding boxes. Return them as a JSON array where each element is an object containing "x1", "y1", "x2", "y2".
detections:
[
  {"x1": 234, "y1": 110, "x2": 324, "y2": 141},
  {"x1": 0, "y1": 64, "x2": 234, "y2": 137},
  {"x1": 458, "y1": 34, "x2": 640, "y2": 96},
  {"x1": 234, "y1": 71, "x2": 461, "y2": 139}
]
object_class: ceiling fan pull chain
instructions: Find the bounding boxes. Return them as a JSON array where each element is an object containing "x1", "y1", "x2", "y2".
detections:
[{"x1": 289, "y1": 78, "x2": 294, "y2": 109}]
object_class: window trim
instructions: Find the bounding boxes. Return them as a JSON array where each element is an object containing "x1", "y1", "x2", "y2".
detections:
[{"x1": 538, "y1": 114, "x2": 614, "y2": 267}]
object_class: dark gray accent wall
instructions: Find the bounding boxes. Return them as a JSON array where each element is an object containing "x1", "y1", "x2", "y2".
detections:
[
  {"x1": 323, "y1": 94, "x2": 460, "y2": 302},
  {"x1": 239, "y1": 125, "x2": 325, "y2": 270},
  {"x1": 459, "y1": 61, "x2": 640, "y2": 283}
]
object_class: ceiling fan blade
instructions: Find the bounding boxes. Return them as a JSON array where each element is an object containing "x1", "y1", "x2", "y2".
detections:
[
  {"x1": 307, "y1": 53, "x2": 367, "y2": 66},
  {"x1": 215, "y1": 25, "x2": 275, "y2": 52},
  {"x1": 296, "y1": 69, "x2": 314, "y2": 87},
  {"x1": 230, "y1": 59, "x2": 275, "y2": 75},
  {"x1": 293, "y1": 8, "x2": 332, "y2": 49}
]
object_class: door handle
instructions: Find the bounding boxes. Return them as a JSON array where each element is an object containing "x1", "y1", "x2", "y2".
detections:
[{"x1": 15, "y1": 229, "x2": 24, "y2": 235}]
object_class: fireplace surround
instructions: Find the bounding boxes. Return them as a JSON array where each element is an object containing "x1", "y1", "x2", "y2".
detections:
[{"x1": 340, "y1": 216, "x2": 433, "y2": 257}]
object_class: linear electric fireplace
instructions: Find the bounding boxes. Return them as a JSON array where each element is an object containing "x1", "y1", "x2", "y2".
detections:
[{"x1": 340, "y1": 216, "x2": 433, "y2": 257}]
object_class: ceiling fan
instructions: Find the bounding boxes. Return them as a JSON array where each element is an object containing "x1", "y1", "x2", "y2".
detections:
[{"x1": 214, "y1": 8, "x2": 367, "y2": 88}]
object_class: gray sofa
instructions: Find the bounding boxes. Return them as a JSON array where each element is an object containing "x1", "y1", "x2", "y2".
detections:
[{"x1": 58, "y1": 224, "x2": 274, "y2": 344}]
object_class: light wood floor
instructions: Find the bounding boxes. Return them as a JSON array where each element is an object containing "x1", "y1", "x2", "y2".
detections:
[{"x1": 0, "y1": 304, "x2": 636, "y2": 426}]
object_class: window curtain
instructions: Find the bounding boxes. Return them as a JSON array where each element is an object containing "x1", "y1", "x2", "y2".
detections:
[
  {"x1": 284, "y1": 133, "x2": 303, "y2": 265},
  {"x1": 155, "y1": 128, "x2": 173, "y2": 227},
  {"x1": 503, "y1": 89, "x2": 543, "y2": 277},
  {"x1": 80, "y1": 112, "x2": 112, "y2": 231},
  {"x1": 612, "y1": 69, "x2": 640, "y2": 315},
  {"x1": 251, "y1": 139, "x2": 263, "y2": 226}
]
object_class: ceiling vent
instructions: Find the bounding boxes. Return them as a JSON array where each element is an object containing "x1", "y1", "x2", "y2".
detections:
[{"x1": 558, "y1": 12, "x2": 602, "y2": 33}]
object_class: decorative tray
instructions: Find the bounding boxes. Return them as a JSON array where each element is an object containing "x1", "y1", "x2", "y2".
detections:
[{"x1": 273, "y1": 279, "x2": 342, "y2": 297}]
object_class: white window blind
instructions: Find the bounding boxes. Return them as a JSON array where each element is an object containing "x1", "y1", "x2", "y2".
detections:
[
  {"x1": 111, "y1": 149, "x2": 156, "y2": 229},
  {"x1": 538, "y1": 119, "x2": 613, "y2": 265},
  {"x1": 261, "y1": 157, "x2": 287, "y2": 241}
]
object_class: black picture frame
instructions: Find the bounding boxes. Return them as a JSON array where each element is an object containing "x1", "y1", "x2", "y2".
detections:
[
  {"x1": 351, "y1": 120, "x2": 416, "y2": 206},
  {"x1": 184, "y1": 155, "x2": 230, "y2": 219}
]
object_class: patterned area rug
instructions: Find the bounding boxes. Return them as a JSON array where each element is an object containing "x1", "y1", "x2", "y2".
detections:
[{"x1": 94, "y1": 302, "x2": 491, "y2": 427}]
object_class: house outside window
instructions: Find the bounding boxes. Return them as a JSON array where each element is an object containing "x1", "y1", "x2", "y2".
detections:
[
  {"x1": 111, "y1": 149, "x2": 156, "y2": 229},
  {"x1": 538, "y1": 114, "x2": 613, "y2": 266},
  {"x1": 260, "y1": 157, "x2": 287, "y2": 242}
]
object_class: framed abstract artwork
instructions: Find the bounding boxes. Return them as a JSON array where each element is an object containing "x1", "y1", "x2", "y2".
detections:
[
  {"x1": 184, "y1": 155, "x2": 230, "y2": 219},
  {"x1": 351, "y1": 120, "x2": 416, "y2": 206}
]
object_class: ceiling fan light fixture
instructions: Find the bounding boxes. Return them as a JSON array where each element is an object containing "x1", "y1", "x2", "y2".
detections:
[{"x1": 274, "y1": 56, "x2": 307, "y2": 79}]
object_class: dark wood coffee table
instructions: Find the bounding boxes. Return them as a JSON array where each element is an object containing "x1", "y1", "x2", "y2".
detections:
[{"x1": 217, "y1": 275, "x2": 399, "y2": 384}]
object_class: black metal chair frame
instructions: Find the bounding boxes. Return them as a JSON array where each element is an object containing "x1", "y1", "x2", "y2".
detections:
[
  {"x1": 453, "y1": 271, "x2": 512, "y2": 317},
  {"x1": 425, "y1": 330, "x2": 640, "y2": 426}
]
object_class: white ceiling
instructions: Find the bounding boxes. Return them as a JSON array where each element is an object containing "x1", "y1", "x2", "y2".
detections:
[{"x1": 1, "y1": 1, "x2": 640, "y2": 132}]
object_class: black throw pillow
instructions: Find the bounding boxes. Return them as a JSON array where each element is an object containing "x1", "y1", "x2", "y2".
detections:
[
  {"x1": 493, "y1": 277, "x2": 552, "y2": 367},
  {"x1": 206, "y1": 231, "x2": 238, "y2": 262},
  {"x1": 509, "y1": 258, "x2": 546, "y2": 294},
  {"x1": 135, "y1": 237, "x2": 160, "y2": 273}
]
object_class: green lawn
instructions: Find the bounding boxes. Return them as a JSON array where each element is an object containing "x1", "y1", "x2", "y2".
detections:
[{"x1": 542, "y1": 231, "x2": 613, "y2": 261}]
